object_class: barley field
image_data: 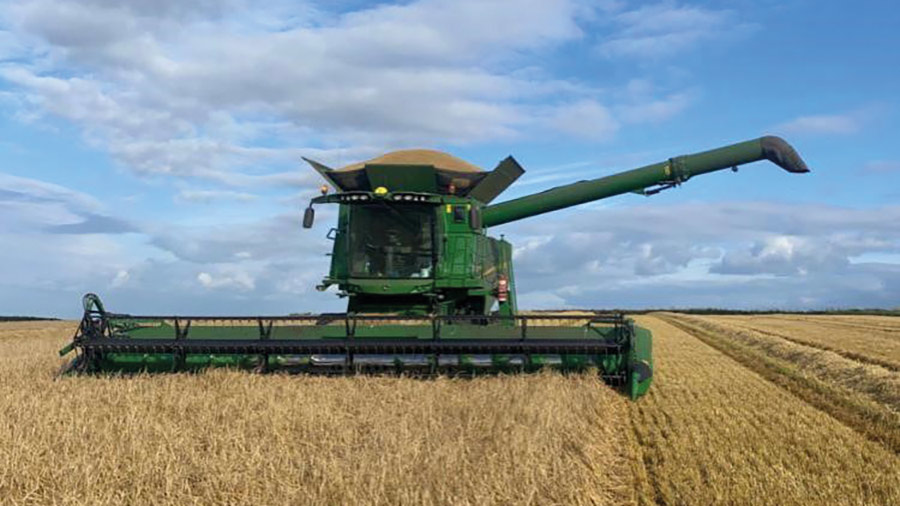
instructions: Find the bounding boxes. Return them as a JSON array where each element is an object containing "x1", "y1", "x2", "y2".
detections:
[
  {"x1": 0, "y1": 321, "x2": 632, "y2": 506},
  {"x1": 1, "y1": 315, "x2": 899, "y2": 505},
  {"x1": 695, "y1": 314, "x2": 900, "y2": 370}
]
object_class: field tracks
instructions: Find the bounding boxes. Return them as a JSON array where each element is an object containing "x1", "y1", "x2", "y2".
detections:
[
  {"x1": 705, "y1": 320, "x2": 899, "y2": 371},
  {"x1": 704, "y1": 314, "x2": 900, "y2": 371},
  {"x1": 4, "y1": 318, "x2": 899, "y2": 505},
  {"x1": 657, "y1": 313, "x2": 900, "y2": 454},
  {"x1": 765, "y1": 315, "x2": 900, "y2": 335},
  {"x1": 628, "y1": 315, "x2": 900, "y2": 505}
]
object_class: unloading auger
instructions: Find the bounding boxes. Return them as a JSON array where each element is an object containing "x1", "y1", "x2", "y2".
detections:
[{"x1": 60, "y1": 136, "x2": 809, "y2": 399}]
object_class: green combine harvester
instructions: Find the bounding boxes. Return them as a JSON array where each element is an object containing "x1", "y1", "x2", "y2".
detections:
[{"x1": 60, "y1": 136, "x2": 809, "y2": 399}]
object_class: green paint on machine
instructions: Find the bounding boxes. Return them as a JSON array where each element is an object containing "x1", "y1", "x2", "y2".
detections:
[{"x1": 61, "y1": 138, "x2": 810, "y2": 400}]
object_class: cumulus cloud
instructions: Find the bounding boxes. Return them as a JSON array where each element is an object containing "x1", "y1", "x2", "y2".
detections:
[
  {"x1": 0, "y1": 0, "x2": 709, "y2": 188},
  {"x1": 197, "y1": 270, "x2": 255, "y2": 291},
  {"x1": 1, "y1": 0, "x2": 585, "y2": 180},
  {"x1": 711, "y1": 235, "x2": 848, "y2": 276},
  {"x1": 0, "y1": 173, "x2": 337, "y2": 315},
  {"x1": 7, "y1": 1, "x2": 883, "y2": 316},
  {"x1": 147, "y1": 211, "x2": 331, "y2": 264},
  {"x1": 0, "y1": 173, "x2": 145, "y2": 313},
  {"x1": 501, "y1": 201, "x2": 900, "y2": 310},
  {"x1": 3, "y1": 170, "x2": 900, "y2": 315}
]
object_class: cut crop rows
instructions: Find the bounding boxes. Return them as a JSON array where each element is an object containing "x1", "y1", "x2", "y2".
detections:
[
  {"x1": 701, "y1": 314, "x2": 900, "y2": 370},
  {"x1": 629, "y1": 315, "x2": 900, "y2": 506},
  {"x1": 4, "y1": 317, "x2": 899, "y2": 506}
]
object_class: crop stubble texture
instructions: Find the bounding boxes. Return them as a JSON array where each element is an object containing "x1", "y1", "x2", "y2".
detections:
[
  {"x1": 5, "y1": 316, "x2": 900, "y2": 506},
  {"x1": 658, "y1": 313, "x2": 900, "y2": 453},
  {"x1": 0, "y1": 322, "x2": 632, "y2": 506},
  {"x1": 703, "y1": 314, "x2": 900, "y2": 370},
  {"x1": 629, "y1": 315, "x2": 900, "y2": 506}
]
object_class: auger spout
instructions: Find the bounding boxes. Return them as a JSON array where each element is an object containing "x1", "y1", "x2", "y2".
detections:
[{"x1": 482, "y1": 136, "x2": 809, "y2": 228}]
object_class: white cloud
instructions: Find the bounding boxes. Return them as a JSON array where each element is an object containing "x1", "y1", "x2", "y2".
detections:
[
  {"x1": 4, "y1": 173, "x2": 900, "y2": 314},
  {"x1": 545, "y1": 99, "x2": 619, "y2": 140},
  {"x1": 711, "y1": 235, "x2": 848, "y2": 276},
  {"x1": 0, "y1": 0, "x2": 587, "y2": 179},
  {"x1": 0, "y1": 0, "x2": 701, "y2": 185},
  {"x1": 176, "y1": 189, "x2": 258, "y2": 203},
  {"x1": 517, "y1": 290, "x2": 570, "y2": 310},
  {"x1": 8, "y1": 2, "x2": 867, "y2": 315},
  {"x1": 0, "y1": 171, "x2": 134, "y2": 233},
  {"x1": 110, "y1": 269, "x2": 130, "y2": 288},
  {"x1": 0, "y1": 172, "x2": 101, "y2": 213},
  {"x1": 775, "y1": 113, "x2": 863, "y2": 135},
  {"x1": 597, "y1": 3, "x2": 753, "y2": 59},
  {"x1": 502, "y1": 201, "x2": 900, "y2": 309},
  {"x1": 616, "y1": 91, "x2": 692, "y2": 124},
  {"x1": 197, "y1": 270, "x2": 256, "y2": 291}
]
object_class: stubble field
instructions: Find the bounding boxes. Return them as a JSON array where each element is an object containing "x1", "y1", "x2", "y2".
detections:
[{"x1": 1, "y1": 315, "x2": 898, "y2": 505}]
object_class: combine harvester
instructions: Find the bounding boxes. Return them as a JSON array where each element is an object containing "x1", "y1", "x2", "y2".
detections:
[{"x1": 60, "y1": 136, "x2": 809, "y2": 399}]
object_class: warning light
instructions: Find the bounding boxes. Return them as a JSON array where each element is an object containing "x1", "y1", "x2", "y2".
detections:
[{"x1": 498, "y1": 276, "x2": 509, "y2": 302}]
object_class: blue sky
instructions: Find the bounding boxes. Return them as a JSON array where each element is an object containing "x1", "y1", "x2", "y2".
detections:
[{"x1": 1, "y1": 0, "x2": 898, "y2": 317}]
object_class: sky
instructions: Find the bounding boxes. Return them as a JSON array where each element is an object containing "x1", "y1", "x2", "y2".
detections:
[{"x1": 1, "y1": 0, "x2": 899, "y2": 317}]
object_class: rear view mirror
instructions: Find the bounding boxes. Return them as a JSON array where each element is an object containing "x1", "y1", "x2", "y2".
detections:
[
  {"x1": 469, "y1": 206, "x2": 482, "y2": 230},
  {"x1": 303, "y1": 206, "x2": 315, "y2": 228}
]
